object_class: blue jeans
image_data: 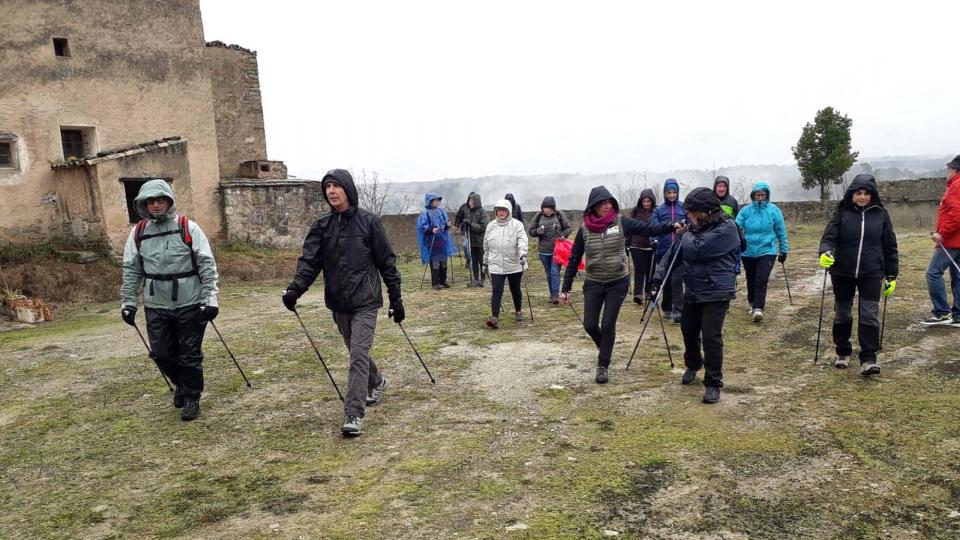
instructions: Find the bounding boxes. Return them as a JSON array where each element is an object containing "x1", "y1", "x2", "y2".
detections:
[
  {"x1": 539, "y1": 252, "x2": 561, "y2": 296},
  {"x1": 926, "y1": 246, "x2": 960, "y2": 317}
]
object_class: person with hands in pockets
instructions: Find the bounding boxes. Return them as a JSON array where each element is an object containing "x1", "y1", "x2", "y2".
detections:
[
  {"x1": 281, "y1": 169, "x2": 404, "y2": 437},
  {"x1": 120, "y1": 179, "x2": 219, "y2": 421}
]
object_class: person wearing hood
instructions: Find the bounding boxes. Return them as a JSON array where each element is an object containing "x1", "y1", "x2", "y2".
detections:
[
  {"x1": 735, "y1": 182, "x2": 789, "y2": 323},
  {"x1": 713, "y1": 176, "x2": 740, "y2": 218},
  {"x1": 458, "y1": 193, "x2": 490, "y2": 287},
  {"x1": 626, "y1": 188, "x2": 658, "y2": 304},
  {"x1": 677, "y1": 188, "x2": 743, "y2": 403},
  {"x1": 529, "y1": 196, "x2": 572, "y2": 303},
  {"x1": 818, "y1": 174, "x2": 899, "y2": 375},
  {"x1": 504, "y1": 193, "x2": 523, "y2": 223},
  {"x1": 483, "y1": 199, "x2": 528, "y2": 328},
  {"x1": 651, "y1": 179, "x2": 688, "y2": 322},
  {"x1": 919, "y1": 155, "x2": 960, "y2": 327},
  {"x1": 560, "y1": 186, "x2": 679, "y2": 384},
  {"x1": 454, "y1": 191, "x2": 477, "y2": 270},
  {"x1": 416, "y1": 193, "x2": 458, "y2": 290},
  {"x1": 120, "y1": 179, "x2": 220, "y2": 421},
  {"x1": 282, "y1": 169, "x2": 404, "y2": 436}
]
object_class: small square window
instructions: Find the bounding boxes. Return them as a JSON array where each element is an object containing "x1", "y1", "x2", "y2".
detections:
[
  {"x1": 53, "y1": 38, "x2": 70, "y2": 57},
  {"x1": 0, "y1": 143, "x2": 11, "y2": 167},
  {"x1": 260, "y1": 164, "x2": 270, "y2": 172}
]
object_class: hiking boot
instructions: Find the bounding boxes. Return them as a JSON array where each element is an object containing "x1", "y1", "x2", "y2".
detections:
[
  {"x1": 860, "y1": 361, "x2": 880, "y2": 377},
  {"x1": 919, "y1": 313, "x2": 953, "y2": 326},
  {"x1": 441, "y1": 282, "x2": 451, "y2": 289},
  {"x1": 180, "y1": 397, "x2": 200, "y2": 421},
  {"x1": 341, "y1": 416, "x2": 363, "y2": 436},
  {"x1": 834, "y1": 355, "x2": 850, "y2": 369},
  {"x1": 752, "y1": 308, "x2": 764, "y2": 323},
  {"x1": 595, "y1": 366, "x2": 609, "y2": 384},
  {"x1": 702, "y1": 386, "x2": 721, "y2": 404},
  {"x1": 949, "y1": 317, "x2": 960, "y2": 328},
  {"x1": 366, "y1": 377, "x2": 388, "y2": 406},
  {"x1": 681, "y1": 368, "x2": 698, "y2": 385},
  {"x1": 551, "y1": 294, "x2": 560, "y2": 305},
  {"x1": 173, "y1": 385, "x2": 185, "y2": 409},
  {"x1": 633, "y1": 295, "x2": 642, "y2": 305},
  {"x1": 432, "y1": 284, "x2": 442, "y2": 290},
  {"x1": 671, "y1": 312, "x2": 682, "y2": 324},
  {"x1": 515, "y1": 311, "x2": 524, "y2": 322},
  {"x1": 485, "y1": 317, "x2": 499, "y2": 329}
]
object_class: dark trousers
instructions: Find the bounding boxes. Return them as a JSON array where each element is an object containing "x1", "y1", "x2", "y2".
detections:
[
  {"x1": 831, "y1": 274, "x2": 882, "y2": 364},
  {"x1": 470, "y1": 246, "x2": 485, "y2": 282},
  {"x1": 743, "y1": 255, "x2": 776, "y2": 309},
  {"x1": 655, "y1": 252, "x2": 684, "y2": 315},
  {"x1": 430, "y1": 259, "x2": 448, "y2": 286},
  {"x1": 582, "y1": 276, "x2": 629, "y2": 367},
  {"x1": 630, "y1": 248, "x2": 654, "y2": 298},
  {"x1": 680, "y1": 298, "x2": 729, "y2": 388},
  {"x1": 145, "y1": 304, "x2": 206, "y2": 398},
  {"x1": 332, "y1": 308, "x2": 383, "y2": 418},
  {"x1": 491, "y1": 272, "x2": 523, "y2": 317}
]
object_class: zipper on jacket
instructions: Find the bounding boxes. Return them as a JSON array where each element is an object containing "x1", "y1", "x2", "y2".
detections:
[{"x1": 854, "y1": 210, "x2": 866, "y2": 278}]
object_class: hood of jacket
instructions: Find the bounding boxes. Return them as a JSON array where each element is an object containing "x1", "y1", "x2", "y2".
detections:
[
  {"x1": 840, "y1": 174, "x2": 883, "y2": 209},
  {"x1": 585, "y1": 185, "x2": 619, "y2": 214},
  {"x1": 713, "y1": 175, "x2": 730, "y2": 190},
  {"x1": 541, "y1": 195, "x2": 557, "y2": 210},
  {"x1": 636, "y1": 188, "x2": 657, "y2": 208},
  {"x1": 504, "y1": 193, "x2": 518, "y2": 206},
  {"x1": 493, "y1": 198, "x2": 513, "y2": 222},
  {"x1": 663, "y1": 178, "x2": 680, "y2": 195},
  {"x1": 468, "y1": 192, "x2": 483, "y2": 209},
  {"x1": 134, "y1": 179, "x2": 177, "y2": 220},
  {"x1": 749, "y1": 181, "x2": 772, "y2": 208},
  {"x1": 423, "y1": 192, "x2": 442, "y2": 209},
  {"x1": 321, "y1": 169, "x2": 359, "y2": 209}
]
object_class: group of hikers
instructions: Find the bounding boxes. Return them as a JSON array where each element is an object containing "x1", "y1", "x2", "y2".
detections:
[{"x1": 117, "y1": 155, "x2": 960, "y2": 435}]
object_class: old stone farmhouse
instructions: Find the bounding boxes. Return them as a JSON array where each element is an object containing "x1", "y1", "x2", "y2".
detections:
[{"x1": 0, "y1": 0, "x2": 319, "y2": 251}]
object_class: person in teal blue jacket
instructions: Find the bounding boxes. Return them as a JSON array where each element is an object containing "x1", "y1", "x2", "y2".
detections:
[{"x1": 734, "y1": 182, "x2": 789, "y2": 322}]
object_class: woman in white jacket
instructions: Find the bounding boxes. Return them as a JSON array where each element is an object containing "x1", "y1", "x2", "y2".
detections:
[{"x1": 483, "y1": 199, "x2": 528, "y2": 328}]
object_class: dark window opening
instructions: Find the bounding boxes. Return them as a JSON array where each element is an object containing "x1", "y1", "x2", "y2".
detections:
[
  {"x1": 122, "y1": 178, "x2": 172, "y2": 224},
  {"x1": 0, "y1": 143, "x2": 11, "y2": 167},
  {"x1": 61, "y1": 129, "x2": 84, "y2": 159},
  {"x1": 53, "y1": 38, "x2": 70, "y2": 57},
  {"x1": 260, "y1": 164, "x2": 270, "y2": 172}
]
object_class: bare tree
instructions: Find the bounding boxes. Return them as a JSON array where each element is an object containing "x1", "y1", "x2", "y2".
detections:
[
  {"x1": 614, "y1": 173, "x2": 644, "y2": 209},
  {"x1": 731, "y1": 176, "x2": 752, "y2": 206},
  {"x1": 352, "y1": 169, "x2": 419, "y2": 216}
]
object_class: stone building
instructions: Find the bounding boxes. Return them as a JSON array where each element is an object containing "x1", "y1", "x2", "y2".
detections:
[{"x1": 0, "y1": 0, "x2": 310, "y2": 251}]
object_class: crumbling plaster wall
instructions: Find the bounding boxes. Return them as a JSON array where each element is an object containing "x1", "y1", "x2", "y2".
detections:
[{"x1": 205, "y1": 43, "x2": 267, "y2": 179}]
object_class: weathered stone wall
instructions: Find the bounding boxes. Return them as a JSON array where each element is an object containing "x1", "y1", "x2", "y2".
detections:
[
  {"x1": 220, "y1": 180, "x2": 328, "y2": 248},
  {"x1": 205, "y1": 42, "x2": 267, "y2": 179},
  {"x1": 0, "y1": 0, "x2": 223, "y2": 244}
]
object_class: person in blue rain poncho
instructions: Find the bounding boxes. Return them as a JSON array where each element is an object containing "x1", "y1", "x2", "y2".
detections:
[{"x1": 417, "y1": 193, "x2": 459, "y2": 290}]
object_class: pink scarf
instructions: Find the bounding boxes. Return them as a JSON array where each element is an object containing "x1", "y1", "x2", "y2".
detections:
[{"x1": 583, "y1": 209, "x2": 618, "y2": 233}]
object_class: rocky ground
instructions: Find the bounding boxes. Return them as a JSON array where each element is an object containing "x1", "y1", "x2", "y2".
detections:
[{"x1": 1, "y1": 225, "x2": 959, "y2": 539}]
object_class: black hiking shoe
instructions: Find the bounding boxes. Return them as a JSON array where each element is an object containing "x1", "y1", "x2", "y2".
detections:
[
  {"x1": 441, "y1": 282, "x2": 451, "y2": 289},
  {"x1": 860, "y1": 361, "x2": 880, "y2": 377},
  {"x1": 633, "y1": 295, "x2": 642, "y2": 305},
  {"x1": 180, "y1": 397, "x2": 200, "y2": 421},
  {"x1": 341, "y1": 416, "x2": 363, "y2": 436},
  {"x1": 173, "y1": 385, "x2": 185, "y2": 409},
  {"x1": 702, "y1": 386, "x2": 721, "y2": 404},
  {"x1": 366, "y1": 377, "x2": 388, "y2": 406},
  {"x1": 920, "y1": 313, "x2": 953, "y2": 326},
  {"x1": 681, "y1": 369, "x2": 698, "y2": 385},
  {"x1": 595, "y1": 366, "x2": 609, "y2": 384}
]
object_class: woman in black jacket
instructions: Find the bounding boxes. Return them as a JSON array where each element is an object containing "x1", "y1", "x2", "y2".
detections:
[
  {"x1": 818, "y1": 174, "x2": 899, "y2": 375},
  {"x1": 626, "y1": 188, "x2": 658, "y2": 304},
  {"x1": 560, "y1": 185, "x2": 678, "y2": 384},
  {"x1": 676, "y1": 188, "x2": 743, "y2": 404}
]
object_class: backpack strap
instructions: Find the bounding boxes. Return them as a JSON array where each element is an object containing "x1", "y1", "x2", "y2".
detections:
[{"x1": 135, "y1": 215, "x2": 201, "y2": 302}]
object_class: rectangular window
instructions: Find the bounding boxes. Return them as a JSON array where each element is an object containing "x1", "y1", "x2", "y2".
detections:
[
  {"x1": 61, "y1": 129, "x2": 84, "y2": 159},
  {"x1": 53, "y1": 37, "x2": 70, "y2": 57},
  {"x1": 0, "y1": 142, "x2": 11, "y2": 167}
]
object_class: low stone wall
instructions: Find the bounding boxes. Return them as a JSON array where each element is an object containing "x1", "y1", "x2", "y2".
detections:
[{"x1": 219, "y1": 179, "x2": 327, "y2": 248}]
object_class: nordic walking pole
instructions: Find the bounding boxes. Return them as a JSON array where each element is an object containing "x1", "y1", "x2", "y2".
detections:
[
  {"x1": 523, "y1": 268, "x2": 534, "y2": 323},
  {"x1": 781, "y1": 261, "x2": 793, "y2": 305},
  {"x1": 392, "y1": 316, "x2": 436, "y2": 384},
  {"x1": 814, "y1": 269, "x2": 828, "y2": 364},
  {"x1": 419, "y1": 233, "x2": 437, "y2": 291},
  {"x1": 132, "y1": 322, "x2": 174, "y2": 392},
  {"x1": 655, "y1": 304, "x2": 675, "y2": 368},
  {"x1": 935, "y1": 238, "x2": 960, "y2": 274},
  {"x1": 880, "y1": 294, "x2": 888, "y2": 348},
  {"x1": 567, "y1": 295, "x2": 584, "y2": 325},
  {"x1": 208, "y1": 321, "x2": 252, "y2": 388},
  {"x1": 292, "y1": 309, "x2": 344, "y2": 401},
  {"x1": 626, "y1": 243, "x2": 682, "y2": 370}
]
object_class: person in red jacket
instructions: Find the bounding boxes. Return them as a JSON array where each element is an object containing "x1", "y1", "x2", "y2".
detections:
[{"x1": 920, "y1": 155, "x2": 960, "y2": 327}]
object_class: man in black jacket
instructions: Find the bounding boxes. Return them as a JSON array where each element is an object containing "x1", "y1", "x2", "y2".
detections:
[{"x1": 282, "y1": 169, "x2": 405, "y2": 436}]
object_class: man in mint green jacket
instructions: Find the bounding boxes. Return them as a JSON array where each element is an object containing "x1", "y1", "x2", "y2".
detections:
[{"x1": 120, "y1": 179, "x2": 219, "y2": 421}]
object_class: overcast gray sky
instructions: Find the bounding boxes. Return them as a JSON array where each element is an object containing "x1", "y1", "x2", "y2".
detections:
[{"x1": 200, "y1": 0, "x2": 959, "y2": 183}]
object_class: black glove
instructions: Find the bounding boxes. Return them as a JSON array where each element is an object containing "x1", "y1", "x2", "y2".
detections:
[
  {"x1": 482, "y1": 264, "x2": 489, "y2": 276},
  {"x1": 777, "y1": 253, "x2": 787, "y2": 263},
  {"x1": 199, "y1": 305, "x2": 218, "y2": 322},
  {"x1": 282, "y1": 288, "x2": 302, "y2": 312},
  {"x1": 121, "y1": 306, "x2": 137, "y2": 326},
  {"x1": 649, "y1": 282, "x2": 661, "y2": 298},
  {"x1": 389, "y1": 299, "x2": 405, "y2": 324}
]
